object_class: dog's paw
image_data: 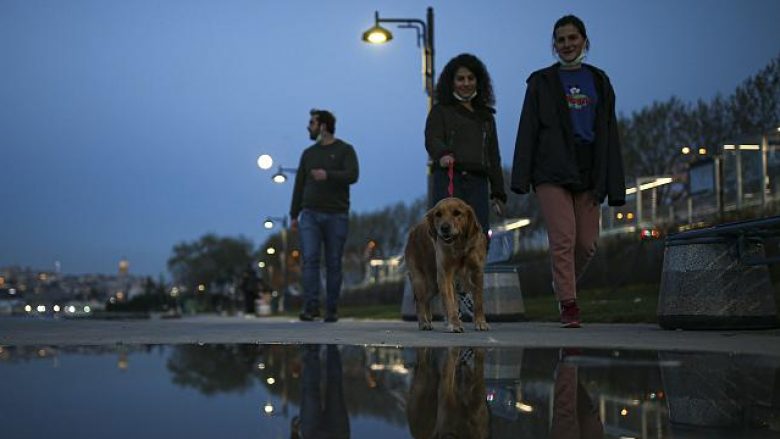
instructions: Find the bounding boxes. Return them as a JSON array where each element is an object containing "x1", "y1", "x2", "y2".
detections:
[
  {"x1": 475, "y1": 320, "x2": 490, "y2": 331},
  {"x1": 446, "y1": 323, "x2": 464, "y2": 333},
  {"x1": 418, "y1": 321, "x2": 433, "y2": 331}
]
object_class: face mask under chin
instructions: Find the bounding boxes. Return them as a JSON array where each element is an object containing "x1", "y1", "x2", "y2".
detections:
[
  {"x1": 453, "y1": 90, "x2": 478, "y2": 102},
  {"x1": 557, "y1": 47, "x2": 587, "y2": 67}
]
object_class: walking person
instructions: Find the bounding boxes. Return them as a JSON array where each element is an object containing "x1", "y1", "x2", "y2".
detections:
[
  {"x1": 510, "y1": 15, "x2": 626, "y2": 328},
  {"x1": 238, "y1": 263, "x2": 260, "y2": 315},
  {"x1": 290, "y1": 109, "x2": 359, "y2": 322},
  {"x1": 291, "y1": 344, "x2": 350, "y2": 439},
  {"x1": 425, "y1": 53, "x2": 507, "y2": 241}
]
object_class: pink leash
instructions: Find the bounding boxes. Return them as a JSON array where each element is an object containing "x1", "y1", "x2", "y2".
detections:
[{"x1": 447, "y1": 159, "x2": 455, "y2": 197}]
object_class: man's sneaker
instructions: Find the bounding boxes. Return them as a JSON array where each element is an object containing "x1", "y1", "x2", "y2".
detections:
[
  {"x1": 299, "y1": 309, "x2": 320, "y2": 321},
  {"x1": 559, "y1": 300, "x2": 581, "y2": 328},
  {"x1": 324, "y1": 313, "x2": 339, "y2": 323}
]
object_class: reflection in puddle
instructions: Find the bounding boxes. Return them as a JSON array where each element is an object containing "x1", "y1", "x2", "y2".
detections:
[{"x1": 0, "y1": 344, "x2": 779, "y2": 438}]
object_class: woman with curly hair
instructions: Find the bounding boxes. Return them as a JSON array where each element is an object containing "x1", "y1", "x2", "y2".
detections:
[{"x1": 425, "y1": 53, "x2": 507, "y2": 240}]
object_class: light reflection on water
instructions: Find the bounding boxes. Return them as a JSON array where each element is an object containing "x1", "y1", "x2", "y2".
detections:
[{"x1": 0, "y1": 344, "x2": 779, "y2": 438}]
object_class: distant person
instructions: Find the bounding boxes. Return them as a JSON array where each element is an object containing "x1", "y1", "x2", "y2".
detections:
[
  {"x1": 239, "y1": 263, "x2": 260, "y2": 315},
  {"x1": 510, "y1": 15, "x2": 625, "y2": 328},
  {"x1": 425, "y1": 53, "x2": 507, "y2": 241},
  {"x1": 290, "y1": 109, "x2": 359, "y2": 322},
  {"x1": 291, "y1": 344, "x2": 350, "y2": 439}
]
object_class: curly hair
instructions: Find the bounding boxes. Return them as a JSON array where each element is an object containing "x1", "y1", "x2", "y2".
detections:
[{"x1": 434, "y1": 53, "x2": 495, "y2": 108}]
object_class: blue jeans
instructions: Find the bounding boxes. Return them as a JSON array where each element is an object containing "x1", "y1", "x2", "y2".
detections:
[{"x1": 299, "y1": 209, "x2": 349, "y2": 314}]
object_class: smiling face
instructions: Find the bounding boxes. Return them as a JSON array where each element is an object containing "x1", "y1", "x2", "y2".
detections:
[
  {"x1": 554, "y1": 23, "x2": 587, "y2": 64},
  {"x1": 453, "y1": 66, "x2": 477, "y2": 100}
]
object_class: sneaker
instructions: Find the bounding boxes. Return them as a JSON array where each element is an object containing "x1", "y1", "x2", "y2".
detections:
[
  {"x1": 457, "y1": 292, "x2": 474, "y2": 322},
  {"x1": 324, "y1": 313, "x2": 339, "y2": 323},
  {"x1": 559, "y1": 300, "x2": 581, "y2": 328},
  {"x1": 299, "y1": 309, "x2": 320, "y2": 321}
]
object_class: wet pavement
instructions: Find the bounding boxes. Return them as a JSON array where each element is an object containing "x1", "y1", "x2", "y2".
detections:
[{"x1": 1, "y1": 316, "x2": 780, "y2": 438}]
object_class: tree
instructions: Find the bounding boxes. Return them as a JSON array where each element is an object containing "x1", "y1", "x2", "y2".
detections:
[{"x1": 167, "y1": 234, "x2": 255, "y2": 293}]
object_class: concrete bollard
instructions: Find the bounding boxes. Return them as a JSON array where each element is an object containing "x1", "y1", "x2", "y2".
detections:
[
  {"x1": 401, "y1": 264, "x2": 525, "y2": 322},
  {"x1": 657, "y1": 237, "x2": 778, "y2": 329}
]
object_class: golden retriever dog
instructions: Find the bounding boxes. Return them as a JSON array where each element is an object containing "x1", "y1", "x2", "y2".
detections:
[
  {"x1": 405, "y1": 197, "x2": 489, "y2": 333},
  {"x1": 406, "y1": 347, "x2": 490, "y2": 439}
]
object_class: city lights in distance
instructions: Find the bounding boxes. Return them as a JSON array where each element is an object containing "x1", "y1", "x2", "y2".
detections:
[
  {"x1": 266, "y1": 377, "x2": 276, "y2": 385},
  {"x1": 263, "y1": 403, "x2": 275, "y2": 415},
  {"x1": 681, "y1": 146, "x2": 691, "y2": 154},
  {"x1": 258, "y1": 261, "x2": 266, "y2": 268},
  {"x1": 266, "y1": 247, "x2": 276, "y2": 255}
]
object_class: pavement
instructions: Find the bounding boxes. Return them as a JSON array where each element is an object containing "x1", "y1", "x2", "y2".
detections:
[{"x1": 2, "y1": 315, "x2": 780, "y2": 356}]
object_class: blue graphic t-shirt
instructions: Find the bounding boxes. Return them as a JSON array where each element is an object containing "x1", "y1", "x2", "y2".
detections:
[{"x1": 557, "y1": 67, "x2": 598, "y2": 144}]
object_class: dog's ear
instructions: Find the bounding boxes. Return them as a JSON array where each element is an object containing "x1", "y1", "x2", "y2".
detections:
[
  {"x1": 426, "y1": 209, "x2": 437, "y2": 240},
  {"x1": 466, "y1": 204, "x2": 482, "y2": 239}
]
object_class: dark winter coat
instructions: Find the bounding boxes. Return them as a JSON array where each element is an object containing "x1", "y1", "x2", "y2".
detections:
[
  {"x1": 425, "y1": 103, "x2": 507, "y2": 203},
  {"x1": 510, "y1": 63, "x2": 625, "y2": 206}
]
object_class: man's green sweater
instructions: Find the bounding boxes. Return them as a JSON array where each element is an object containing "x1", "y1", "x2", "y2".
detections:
[{"x1": 290, "y1": 139, "x2": 359, "y2": 219}]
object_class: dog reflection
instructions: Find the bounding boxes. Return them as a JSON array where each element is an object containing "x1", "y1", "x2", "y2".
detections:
[{"x1": 407, "y1": 347, "x2": 489, "y2": 439}]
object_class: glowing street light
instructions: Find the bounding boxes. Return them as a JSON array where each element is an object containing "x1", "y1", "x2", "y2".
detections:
[
  {"x1": 256, "y1": 153, "x2": 297, "y2": 184},
  {"x1": 362, "y1": 8, "x2": 435, "y2": 109},
  {"x1": 363, "y1": 8, "x2": 436, "y2": 205},
  {"x1": 362, "y1": 21, "x2": 392, "y2": 44}
]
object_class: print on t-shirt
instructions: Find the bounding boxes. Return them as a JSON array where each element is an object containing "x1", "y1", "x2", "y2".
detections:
[{"x1": 565, "y1": 85, "x2": 591, "y2": 111}]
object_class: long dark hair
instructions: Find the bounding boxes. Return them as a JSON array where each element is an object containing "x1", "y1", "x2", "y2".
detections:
[{"x1": 434, "y1": 53, "x2": 495, "y2": 108}]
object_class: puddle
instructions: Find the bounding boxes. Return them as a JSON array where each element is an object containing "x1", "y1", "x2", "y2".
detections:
[{"x1": 0, "y1": 344, "x2": 778, "y2": 438}]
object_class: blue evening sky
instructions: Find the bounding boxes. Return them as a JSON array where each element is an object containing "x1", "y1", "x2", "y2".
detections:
[{"x1": 2, "y1": 0, "x2": 779, "y2": 276}]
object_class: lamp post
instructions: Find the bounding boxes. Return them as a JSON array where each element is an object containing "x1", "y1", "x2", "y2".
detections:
[
  {"x1": 256, "y1": 153, "x2": 298, "y2": 184},
  {"x1": 363, "y1": 7, "x2": 436, "y2": 205},
  {"x1": 362, "y1": 7, "x2": 435, "y2": 110},
  {"x1": 264, "y1": 216, "x2": 289, "y2": 312}
]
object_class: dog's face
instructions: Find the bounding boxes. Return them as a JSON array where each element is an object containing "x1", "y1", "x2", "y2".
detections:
[{"x1": 426, "y1": 198, "x2": 481, "y2": 245}]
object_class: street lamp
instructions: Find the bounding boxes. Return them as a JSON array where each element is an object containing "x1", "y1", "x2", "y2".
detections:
[
  {"x1": 256, "y1": 153, "x2": 298, "y2": 184},
  {"x1": 362, "y1": 7, "x2": 435, "y2": 110},
  {"x1": 362, "y1": 7, "x2": 436, "y2": 205},
  {"x1": 271, "y1": 166, "x2": 298, "y2": 184},
  {"x1": 264, "y1": 215, "x2": 290, "y2": 312}
]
